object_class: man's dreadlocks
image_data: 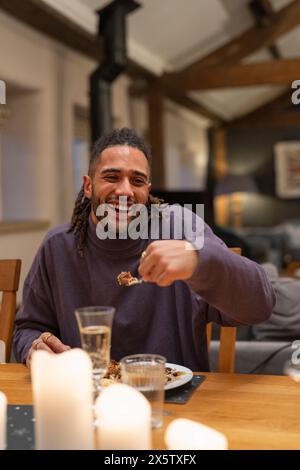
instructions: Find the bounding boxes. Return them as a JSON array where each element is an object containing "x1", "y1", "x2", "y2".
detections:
[{"x1": 68, "y1": 127, "x2": 163, "y2": 256}]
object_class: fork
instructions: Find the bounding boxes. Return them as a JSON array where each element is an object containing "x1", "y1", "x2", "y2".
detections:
[
  {"x1": 128, "y1": 251, "x2": 147, "y2": 285},
  {"x1": 128, "y1": 276, "x2": 144, "y2": 286}
]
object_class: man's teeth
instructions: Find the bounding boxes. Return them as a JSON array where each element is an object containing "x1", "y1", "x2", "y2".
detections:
[{"x1": 108, "y1": 204, "x2": 130, "y2": 212}]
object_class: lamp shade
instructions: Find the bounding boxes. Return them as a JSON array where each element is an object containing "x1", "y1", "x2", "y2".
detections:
[{"x1": 215, "y1": 174, "x2": 258, "y2": 196}]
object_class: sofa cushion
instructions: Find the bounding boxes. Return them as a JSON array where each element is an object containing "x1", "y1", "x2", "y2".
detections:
[
  {"x1": 209, "y1": 340, "x2": 292, "y2": 375},
  {"x1": 253, "y1": 263, "x2": 300, "y2": 341}
]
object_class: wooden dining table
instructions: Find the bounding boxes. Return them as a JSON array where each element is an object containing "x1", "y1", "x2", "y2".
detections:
[{"x1": 1, "y1": 364, "x2": 300, "y2": 450}]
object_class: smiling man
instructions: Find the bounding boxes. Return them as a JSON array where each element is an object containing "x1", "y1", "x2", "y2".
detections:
[
  {"x1": 13, "y1": 128, "x2": 275, "y2": 369},
  {"x1": 86, "y1": 143, "x2": 151, "y2": 237}
]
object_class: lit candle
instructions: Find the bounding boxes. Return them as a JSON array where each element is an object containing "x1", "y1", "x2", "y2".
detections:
[
  {"x1": 165, "y1": 418, "x2": 228, "y2": 450},
  {"x1": 95, "y1": 384, "x2": 152, "y2": 450},
  {"x1": 0, "y1": 391, "x2": 7, "y2": 450},
  {"x1": 31, "y1": 349, "x2": 94, "y2": 450}
]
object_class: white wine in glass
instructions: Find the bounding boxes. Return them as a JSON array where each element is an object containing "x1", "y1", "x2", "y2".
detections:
[{"x1": 75, "y1": 306, "x2": 115, "y2": 399}]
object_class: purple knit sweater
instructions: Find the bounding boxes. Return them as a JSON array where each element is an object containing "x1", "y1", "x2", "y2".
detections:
[{"x1": 13, "y1": 207, "x2": 275, "y2": 370}]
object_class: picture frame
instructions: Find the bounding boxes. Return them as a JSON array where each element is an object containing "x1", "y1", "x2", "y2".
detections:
[{"x1": 274, "y1": 141, "x2": 300, "y2": 199}]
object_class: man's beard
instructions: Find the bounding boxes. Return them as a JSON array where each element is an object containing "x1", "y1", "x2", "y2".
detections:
[{"x1": 91, "y1": 190, "x2": 101, "y2": 222}]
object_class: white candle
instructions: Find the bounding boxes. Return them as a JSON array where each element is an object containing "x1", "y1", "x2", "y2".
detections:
[
  {"x1": 165, "y1": 418, "x2": 228, "y2": 450},
  {"x1": 31, "y1": 349, "x2": 94, "y2": 450},
  {"x1": 95, "y1": 384, "x2": 152, "y2": 450},
  {"x1": 0, "y1": 391, "x2": 7, "y2": 450}
]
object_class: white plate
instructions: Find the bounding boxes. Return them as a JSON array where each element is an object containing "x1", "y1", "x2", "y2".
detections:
[{"x1": 164, "y1": 363, "x2": 193, "y2": 391}]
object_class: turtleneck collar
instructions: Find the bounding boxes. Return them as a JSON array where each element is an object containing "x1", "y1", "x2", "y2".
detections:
[{"x1": 87, "y1": 213, "x2": 148, "y2": 259}]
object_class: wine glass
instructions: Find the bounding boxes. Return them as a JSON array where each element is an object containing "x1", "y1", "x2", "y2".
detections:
[{"x1": 75, "y1": 306, "x2": 115, "y2": 399}]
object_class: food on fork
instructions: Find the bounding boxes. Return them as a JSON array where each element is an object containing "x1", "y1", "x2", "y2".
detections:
[{"x1": 117, "y1": 271, "x2": 140, "y2": 286}]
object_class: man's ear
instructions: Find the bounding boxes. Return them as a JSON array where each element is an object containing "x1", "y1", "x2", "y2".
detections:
[
  {"x1": 83, "y1": 175, "x2": 92, "y2": 199},
  {"x1": 148, "y1": 182, "x2": 152, "y2": 192}
]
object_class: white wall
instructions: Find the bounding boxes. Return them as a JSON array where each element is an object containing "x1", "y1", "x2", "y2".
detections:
[
  {"x1": 0, "y1": 10, "x2": 138, "y2": 296},
  {"x1": 0, "y1": 230, "x2": 46, "y2": 303},
  {"x1": 0, "y1": 10, "x2": 62, "y2": 293},
  {"x1": 2, "y1": 91, "x2": 43, "y2": 220},
  {"x1": 0, "y1": 9, "x2": 134, "y2": 218},
  {"x1": 165, "y1": 101, "x2": 210, "y2": 191},
  {"x1": 0, "y1": 10, "x2": 62, "y2": 226},
  {"x1": 112, "y1": 74, "x2": 132, "y2": 128},
  {"x1": 0, "y1": 9, "x2": 209, "y2": 300}
]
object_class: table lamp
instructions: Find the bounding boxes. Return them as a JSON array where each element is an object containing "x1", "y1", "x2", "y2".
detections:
[{"x1": 214, "y1": 174, "x2": 258, "y2": 228}]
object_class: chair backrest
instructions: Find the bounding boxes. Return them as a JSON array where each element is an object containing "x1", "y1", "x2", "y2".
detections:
[
  {"x1": 206, "y1": 247, "x2": 241, "y2": 373},
  {"x1": 0, "y1": 259, "x2": 21, "y2": 362}
]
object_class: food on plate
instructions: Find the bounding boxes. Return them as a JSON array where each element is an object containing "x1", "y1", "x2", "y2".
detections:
[
  {"x1": 103, "y1": 359, "x2": 121, "y2": 381},
  {"x1": 102, "y1": 360, "x2": 186, "y2": 387},
  {"x1": 164, "y1": 366, "x2": 185, "y2": 384},
  {"x1": 117, "y1": 271, "x2": 140, "y2": 286}
]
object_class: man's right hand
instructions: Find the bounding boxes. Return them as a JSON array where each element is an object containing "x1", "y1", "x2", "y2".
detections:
[{"x1": 26, "y1": 332, "x2": 71, "y2": 367}]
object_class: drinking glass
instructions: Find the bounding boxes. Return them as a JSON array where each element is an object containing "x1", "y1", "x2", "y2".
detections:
[
  {"x1": 120, "y1": 354, "x2": 166, "y2": 429},
  {"x1": 75, "y1": 306, "x2": 115, "y2": 399}
]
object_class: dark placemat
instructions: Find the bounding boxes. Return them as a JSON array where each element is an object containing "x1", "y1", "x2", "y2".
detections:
[
  {"x1": 165, "y1": 374, "x2": 206, "y2": 404},
  {"x1": 7, "y1": 405, "x2": 35, "y2": 450}
]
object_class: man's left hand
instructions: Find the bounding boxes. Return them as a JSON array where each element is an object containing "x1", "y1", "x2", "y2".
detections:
[{"x1": 138, "y1": 240, "x2": 198, "y2": 287}]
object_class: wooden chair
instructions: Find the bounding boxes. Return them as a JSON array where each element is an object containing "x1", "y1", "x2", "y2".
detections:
[
  {"x1": 0, "y1": 259, "x2": 21, "y2": 362},
  {"x1": 206, "y1": 247, "x2": 241, "y2": 373}
]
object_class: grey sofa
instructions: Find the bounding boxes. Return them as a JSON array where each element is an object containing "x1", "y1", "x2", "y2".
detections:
[
  {"x1": 210, "y1": 262, "x2": 300, "y2": 376},
  {"x1": 209, "y1": 325, "x2": 293, "y2": 375}
]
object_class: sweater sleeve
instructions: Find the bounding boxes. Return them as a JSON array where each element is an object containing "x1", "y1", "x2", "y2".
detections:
[
  {"x1": 13, "y1": 241, "x2": 59, "y2": 363},
  {"x1": 186, "y1": 223, "x2": 275, "y2": 326}
]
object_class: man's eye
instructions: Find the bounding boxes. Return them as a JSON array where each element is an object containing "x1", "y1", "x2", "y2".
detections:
[
  {"x1": 105, "y1": 176, "x2": 118, "y2": 181},
  {"x1": 133, "y1": 179, "x2": 145, "y2": 186}
]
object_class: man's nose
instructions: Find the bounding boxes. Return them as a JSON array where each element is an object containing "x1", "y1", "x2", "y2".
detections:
[{"x1": 115, "y1": 178, "x2": 134, "y2": 198}]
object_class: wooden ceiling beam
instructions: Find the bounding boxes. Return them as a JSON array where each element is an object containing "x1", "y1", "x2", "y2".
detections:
[
  {"x1": 0, "y1": 0, "x2": 102, "y2": 61},
  {"x1": 0, "y1": 0, "x2": 222, "y2": 124},
  {"x1": 168, "y1": 0, "x2": 300, "y2": 80},
  {"x1": 165, "y1": 92, "x2": 223, "y2": 124},
  {"x1": 229, "y1": 113, "x2": 300, "y2": 128},
  {"x1": 249, "y1": 0, "x2": 281, "y2": 59},
  {"x1": 129, "y1": 84, "x2": 223, "y2": 124},
  {"x1": 162, "y1": 59, "x2": 300, "y2": 91},
  {"x1": 158, "y1": 0, "x2": 300, "y2": 121},
  {"x1": 226, "y1": 90, "x2": 299, "y2": 128}
]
